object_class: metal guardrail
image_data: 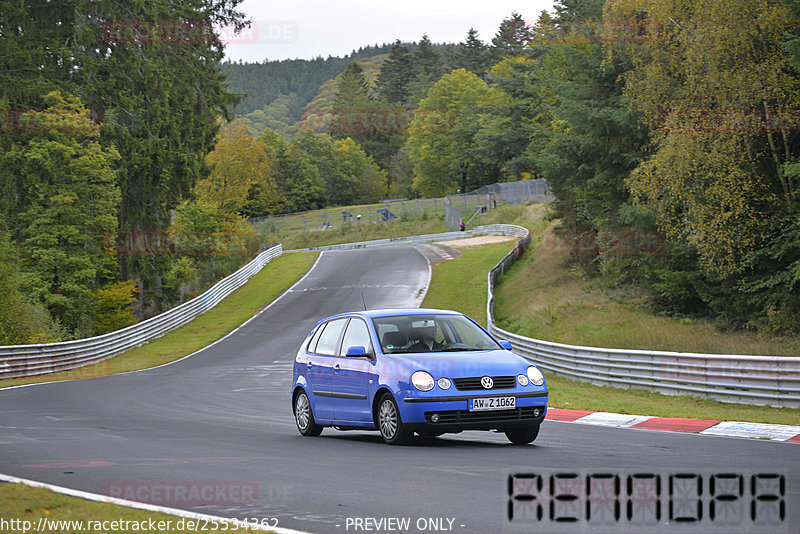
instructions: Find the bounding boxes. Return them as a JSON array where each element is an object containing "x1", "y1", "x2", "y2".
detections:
[
  {"x1": 0, "y1": 245, "x2": 283, "y2": 380},
  {"x1": 483, "y1": 229, "x2": 800, "y2": 408},
  {"x1": 4, "y1": 223, "x2": 799, "y2": 409}
]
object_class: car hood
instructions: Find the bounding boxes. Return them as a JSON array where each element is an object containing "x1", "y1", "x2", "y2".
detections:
[{"x1": 385, "y1": 350, "x2": 534, "y2": 378}]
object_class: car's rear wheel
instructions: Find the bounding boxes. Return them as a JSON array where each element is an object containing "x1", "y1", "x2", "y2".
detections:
[
  {"x1": 294, "y1": 390, "x2": 323, "y2": 436},
  {"x1": 505, "y1": 424, "x2": 540, "y2": 444},
  {"x1": 377, "y1": 393, "x2": 411, "y2": 445}
]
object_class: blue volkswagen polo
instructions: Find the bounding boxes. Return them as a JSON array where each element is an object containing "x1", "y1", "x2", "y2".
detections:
[{"x1": 291, "y1": 308, "x2": 548, "y2": 445}]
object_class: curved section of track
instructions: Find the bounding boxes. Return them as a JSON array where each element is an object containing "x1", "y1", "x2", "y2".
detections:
[{"x1": 1, "y1": 246, "x2": 798, "y2": 534}]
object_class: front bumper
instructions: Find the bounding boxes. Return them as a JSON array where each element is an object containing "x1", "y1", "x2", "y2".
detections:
[{"x1": 400, "y1": 391, "x2": 548, "y2": 432}]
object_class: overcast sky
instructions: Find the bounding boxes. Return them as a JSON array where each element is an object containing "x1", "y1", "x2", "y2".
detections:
[{"x1": 222, "y1": 0, "x2": 557, "y2": 62}]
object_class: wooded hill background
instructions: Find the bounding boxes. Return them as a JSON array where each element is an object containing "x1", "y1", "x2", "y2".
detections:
[{"x1": 2, "y1": 0, "x2": 799, "y2": 347}]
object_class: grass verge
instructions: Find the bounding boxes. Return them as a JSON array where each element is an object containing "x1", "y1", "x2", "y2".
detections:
[
  {"x1": 493, "y1": 223, "x2": 800, "y2": 356},
  {"x1": 0, "y1": 253, "x2": 316, "y2": 527},
  {"x1": 0, "y1": 252, "x2": 318, "y2": 389},
  {"x1": 278, "y1": 216, "x2": 449, "y2": 250},
  {"x1": 0, "y1": 482, "x2": 265, "y2": 533},
  {"x1": 423, "y1": 205, "x2": 799, "y2": 425},
  {"x1": 422, "y1": 241, "x2": 515, "y2": 326}
]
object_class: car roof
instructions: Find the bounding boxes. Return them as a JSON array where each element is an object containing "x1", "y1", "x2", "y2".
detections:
[{"x1": 320, "y1": 308, "x2": 463, "y2": 321}]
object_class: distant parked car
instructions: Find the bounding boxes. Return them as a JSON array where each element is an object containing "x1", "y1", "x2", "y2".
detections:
[{"x1": 291, "y1": 308, "x2": 548, "y2": 445}]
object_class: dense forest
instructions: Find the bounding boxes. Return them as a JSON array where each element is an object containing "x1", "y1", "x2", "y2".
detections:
[
  {"x1": 219, "y1": 43, "x2": 394, "y2": 116},
  {"x1": 2, "y1": 0, "x2": 799, "y2": 345}
]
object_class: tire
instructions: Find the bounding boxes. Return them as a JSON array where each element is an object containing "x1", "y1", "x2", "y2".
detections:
[
  {"x1": 294, "y1": 390, "x2": 323, "y2": 436},
  {"x1": 505, "y1": 424, "x2": 540, "y2": 445},
  {"x1": 377, "y1": 393, "x2": 411, "y2": 445}
]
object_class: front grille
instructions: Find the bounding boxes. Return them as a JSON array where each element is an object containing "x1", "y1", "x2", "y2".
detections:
[
  {"x1": 453, "y1": 375, "x2": 516, "y2": 391},
  {"x1": 425, "y1": 407, "x2": 543, "y2": 424}
]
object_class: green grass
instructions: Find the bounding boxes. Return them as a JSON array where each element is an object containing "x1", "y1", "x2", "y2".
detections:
[
  {"x1": 0, "y1": 253, "x2": 317, "y2": 525},
  {"x1": 251, "y1": 197, "x2": 446, "y2": 233},
  {"x1": 493, "y1": 222, "x2": 800, "y2": 357},
  {"x1": 0, "y1": 483, "x2": 266, "y2": 533},
  {"x1": 422, "y1": 241, "x2": 515, "y2": 325},
  {"x1": 422, "y1": 204, "x2": 800, "y2": 425},
  {"x1": 252, "y1": 198, "x2": 449, "y2": 249},
  {"x1": 280, "y1": 215, "x2": 449, "y2": 250},
  {"x1": 0, "y1": 252, "x2": 318, "y2": 389}
]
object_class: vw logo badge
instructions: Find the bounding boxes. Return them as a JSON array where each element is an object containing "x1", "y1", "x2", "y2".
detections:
[{"x1": 481, "y1": 376, "x2": 494, "y2": 389}]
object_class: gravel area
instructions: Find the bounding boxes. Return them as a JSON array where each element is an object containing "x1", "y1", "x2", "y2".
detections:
[{"x1": 436, "y1": 235, "x2": 516, "y2": 247}]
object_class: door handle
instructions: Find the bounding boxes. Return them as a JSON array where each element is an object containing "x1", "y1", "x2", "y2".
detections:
[
  {"x1": 306, "y1": 361, "x2": 313, "y2": 369},
  {"x1": 333, "y1": 364, "x2": 341, "y2": 373}
]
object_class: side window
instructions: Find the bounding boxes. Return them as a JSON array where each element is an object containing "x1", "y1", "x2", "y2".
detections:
[
  {"x1": 306, "y1": 323, "x2": 325, "y2": 353},
  {"x1": 314, "y1": 318, "x2": 348, "y2": 356},
  {"x1": 339, "y1": 318, "x2": 372, "y2": 356}
]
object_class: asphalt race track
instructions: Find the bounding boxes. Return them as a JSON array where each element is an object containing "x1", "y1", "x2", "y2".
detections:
[{"x1": 1, "y1": 246, "x2": 798, "y2": 534}]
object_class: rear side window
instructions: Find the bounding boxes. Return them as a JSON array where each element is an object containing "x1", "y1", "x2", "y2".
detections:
[
  {"x1": 314, "y1": 318, "x2": 349, "y2": 355},
  {"x1": 307, "y1": 324, "x2": 325, "y2": 353}
]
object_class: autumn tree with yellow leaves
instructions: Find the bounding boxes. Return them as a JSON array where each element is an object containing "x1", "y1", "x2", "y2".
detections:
[{"x1": 602, "y1": 0, "x2": 800, "y2": 331}]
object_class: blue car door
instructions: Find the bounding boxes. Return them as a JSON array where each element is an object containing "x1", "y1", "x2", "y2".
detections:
[
  {"x1": 332, "y1": 318, "x2": 374, "y2": 423},
  {"x1": 305, "y1": 318, "x2": 348, "y2": 421}
]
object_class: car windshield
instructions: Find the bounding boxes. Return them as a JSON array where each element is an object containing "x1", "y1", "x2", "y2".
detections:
[{"x1": 372, "y1": 314, "x2": 501, "y2": 354}]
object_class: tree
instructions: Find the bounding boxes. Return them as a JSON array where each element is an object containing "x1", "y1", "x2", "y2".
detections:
[
  {"x1": 260, "y1": 130, "x2": 326, "y2": 212},
  {"x1": 409, "y1": 34, "x2": 444, "y2": 103},
  {"x1": 376, "y1": 40, "x2": 414, "y2": 104},
  {"x1": 199, "y1": 118, "x2": 282, "y2": 216},
  {"x1": 387, "y1": 145, "x2": 416, "y2": 198},
  {"x1": 80, "y1": 0, "x2": 246, "y2": 315},
  {"x1": 15, "y1": 91, "x2": 121, "y2": 336},
  {"x1": 292, "y1": 131, "x2": 356, "y2": 206},
  {"x1": 334, "y1": 137, "x2": 387, "y2": 203},
  {"x1": 606, "y1": 0, "x2": 800, "y2": 275},
  {"x1": 448, "y1": 28, "x2": 491, "y2": 76},
  {"x1": 330, "y1": 62, "x2": 372, "y2": 140},
  {"x1": 475, "y1": 57, "x2": 546, "y2": 180},
  {"x1": 92, "y1": 280, "x2": 138, "y2": 335},
  {"x1": 489, "y1": 12, "x2": 535, "y2": 64},
  {"x1": 0, "y1": 229, "x2": 66, "y2": 344},
  {"x1": 408, "y1": 69, "x2": 502, "y2": 195},
  {"x1": 330, "y1": 61, "x2": 407, "y2": 176},
  {"x1": 600, "y1": 0, "x2": 800, "y2": 332}
]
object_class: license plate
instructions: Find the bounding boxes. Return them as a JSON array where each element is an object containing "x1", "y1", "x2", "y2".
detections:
[{"x1": 469, "y1": 396, "x2": 516, "y2": 411}]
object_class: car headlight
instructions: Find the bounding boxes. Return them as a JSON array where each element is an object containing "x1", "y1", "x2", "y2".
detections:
[
  {"x1": 437, "y1": 377, "x2": 451, "y2": 390},
  {"x1": 412, "y1": 371, "x2": 435, "y2": 392},
  {"x1": 517, "y1": 374, "x2": 529, "y2": 386},
  {"x1": 526, "y1": 366, "x2": 544, "y2": 386}
]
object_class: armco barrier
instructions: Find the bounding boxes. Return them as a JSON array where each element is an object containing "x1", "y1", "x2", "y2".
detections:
[
  {"x1": 0, "y1": 245, "x2": 283, "y2": 380},
  {"x1": 484, "y1": 229, "x2": 800, "y2": 409},
  {"x1": 4, "y1": 225, "x2": 799, "y2": 409}
]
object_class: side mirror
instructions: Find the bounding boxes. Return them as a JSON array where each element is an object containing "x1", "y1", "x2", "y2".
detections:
[
  {"x1": 346, "y1": 345, "x2": 368, "y2": 357},
  {"x1": 498, "y1": 340, "x2": 513, "y2": 350}
]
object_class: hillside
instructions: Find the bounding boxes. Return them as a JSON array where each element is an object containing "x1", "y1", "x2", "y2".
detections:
[
  {"x1": 222, "y1": 41, "x2": 454, "y2": 137},
  {"x1": 220, "y1": 43, "x2": 393, "y2": 117}
]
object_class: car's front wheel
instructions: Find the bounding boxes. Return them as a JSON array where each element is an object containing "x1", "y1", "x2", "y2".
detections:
[
  {"x1": 505, "y1": 424, "x2": 540, "y2": 445},
  {"x1": 294, "y1": 390, "x2": 323, "y2": 436},
  {"x1": 377, "y1": 393, "x2": 411, "y2": 445}
]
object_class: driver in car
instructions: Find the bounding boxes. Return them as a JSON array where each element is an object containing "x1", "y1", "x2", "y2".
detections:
[{"x1": 408, "y1": 321, "x2": 445, "y2": 352}]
